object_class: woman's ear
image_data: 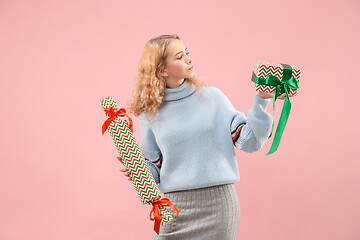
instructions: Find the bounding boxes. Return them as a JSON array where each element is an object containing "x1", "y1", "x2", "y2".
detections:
[{"x1": 159, "y1": 68, "x2": 168, "y2": 77}]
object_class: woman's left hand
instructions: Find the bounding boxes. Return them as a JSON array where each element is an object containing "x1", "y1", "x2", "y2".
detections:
[{"x1": 257, "y1": 92, "x2": 289, "y2": 100}]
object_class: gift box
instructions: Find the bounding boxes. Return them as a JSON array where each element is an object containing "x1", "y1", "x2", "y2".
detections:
[
  {"x1": 251, "y1": 60, "x2": 300, "y2": 96},
  {"x1": 250, "y1": 60, "x2": 301, "y2": 155},
  {"x1": 99, "y1": 96, "x2": 178, "y2": 235}
]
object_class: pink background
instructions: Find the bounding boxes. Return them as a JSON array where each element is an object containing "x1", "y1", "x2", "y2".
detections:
[{"x1": 1, "y1": 0, "x2": 359, "y2": 239}]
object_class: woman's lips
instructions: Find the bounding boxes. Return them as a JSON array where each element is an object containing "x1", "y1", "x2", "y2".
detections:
[{"x1": 188, "y1": 66, "x2": 194, "y2": 70}]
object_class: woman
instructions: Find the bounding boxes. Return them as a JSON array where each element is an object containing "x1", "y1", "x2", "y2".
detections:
[{"x1": 118, "y1": 34, "x2": 287, "y2": 239}]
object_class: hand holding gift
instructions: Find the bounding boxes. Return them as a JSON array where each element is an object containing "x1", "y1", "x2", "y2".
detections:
[
  {"x1": 118, "y1": 156, "x2": 133, "y2": 182},
  {"x1": 99, "y1": 96, "x2": 178, "y2": 235},
  {"x1": 251, "y1": 60, "x2": 301, "y2": 155},
  {"x1": 257, "y1": 91, "x2": 287, "y2": 100}
]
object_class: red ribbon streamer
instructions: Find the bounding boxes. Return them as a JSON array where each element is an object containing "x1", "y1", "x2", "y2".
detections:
[
  {"x1": 149, "y1": 198, "x2": 179, "y2": 235},
  {"x1": 102, "y1": 107, "x2": 133, "y2": 135}
]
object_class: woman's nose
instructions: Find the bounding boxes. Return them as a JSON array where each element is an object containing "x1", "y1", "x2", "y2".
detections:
[{"x1": 186, "y1": 56, "x2": 192, "y2": 64}]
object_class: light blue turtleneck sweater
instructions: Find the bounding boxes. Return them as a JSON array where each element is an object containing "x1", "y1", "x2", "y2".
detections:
[{"x1": 139, "y1": 80, "x2": 273, "y2": 193}]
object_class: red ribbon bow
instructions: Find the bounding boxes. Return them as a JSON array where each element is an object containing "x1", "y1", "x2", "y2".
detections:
[
  {"x1": 149, "y1": 198, "x2": 179, "y2": 235},
  {"x1": 102, "y1": 107, "x2": 133, "y2": 135}
]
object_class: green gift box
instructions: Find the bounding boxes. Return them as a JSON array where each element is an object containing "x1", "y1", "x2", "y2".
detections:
[{"x1": 250, "y1": 60, "x2": 301, "y2": 155}]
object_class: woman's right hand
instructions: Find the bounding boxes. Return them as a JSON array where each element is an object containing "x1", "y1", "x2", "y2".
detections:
[{"x1": 117, "y1": 156, "x2": 132, "y2": 182}]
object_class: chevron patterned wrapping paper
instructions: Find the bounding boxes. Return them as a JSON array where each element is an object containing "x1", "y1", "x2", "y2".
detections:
[
  {"x1": 99, "y1": 96, "x2": 178, "y2": 235},
  {"x1": 251, "y1": 60, "x2": 301, "y2": 96}
]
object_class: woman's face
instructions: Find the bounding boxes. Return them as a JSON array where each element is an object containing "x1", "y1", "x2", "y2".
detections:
[{"x1": 160, "y1": 39, "x2": 194, "y2": 88}]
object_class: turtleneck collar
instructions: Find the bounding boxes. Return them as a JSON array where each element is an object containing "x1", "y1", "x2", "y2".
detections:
[{"x1": 163, "y1": 79, "x2": 196, "y2": 102}]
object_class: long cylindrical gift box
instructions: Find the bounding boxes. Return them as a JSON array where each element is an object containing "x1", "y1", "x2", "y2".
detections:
[
  {"x1": 250, "y1": 60, "x2": 301, "y2": 155},
  {"x1": 99, "y1": 96, "x2": 178, "y2": 235}
]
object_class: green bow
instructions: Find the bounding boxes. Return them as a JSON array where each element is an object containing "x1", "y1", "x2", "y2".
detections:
[{"x1": 251, "y1": 64, "x2": 299, "y2": 155}]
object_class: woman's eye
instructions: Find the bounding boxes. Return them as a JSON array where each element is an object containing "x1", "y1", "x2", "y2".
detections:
[{"x1": 178, "y1": 52, "x2": 190, "y2": 59}]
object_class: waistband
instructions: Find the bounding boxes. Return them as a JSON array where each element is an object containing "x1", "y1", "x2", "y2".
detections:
[{"x1": 163, "y1": 183, "x2": 237, "y2": 202}]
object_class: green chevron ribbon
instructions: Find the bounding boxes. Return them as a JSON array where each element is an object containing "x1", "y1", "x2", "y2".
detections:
[{"x1": 251, "y1": 64, "x2": 299, "y2": 155}]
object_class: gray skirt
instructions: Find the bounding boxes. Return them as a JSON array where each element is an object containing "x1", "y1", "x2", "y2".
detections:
[{"x1": 152, "y1": 183, "x2": 241, "y2": 240}]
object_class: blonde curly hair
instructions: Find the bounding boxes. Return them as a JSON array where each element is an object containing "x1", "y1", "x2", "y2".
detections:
[{"x1": 126, "y1": 34, "x2": 208, "y2": 123}]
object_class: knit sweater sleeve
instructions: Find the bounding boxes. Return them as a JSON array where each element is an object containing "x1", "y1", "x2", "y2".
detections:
[
  {"x1": 218, "y1": 90, "x2": 273, "y2": 153},
  {"x1": 139, "y1": 114, "x2": 162, "y2": 185}
]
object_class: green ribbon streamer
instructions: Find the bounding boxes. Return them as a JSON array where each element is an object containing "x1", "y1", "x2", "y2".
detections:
[{"x1": 251, "y1": 64, "x2": 299, "y2": 155}]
